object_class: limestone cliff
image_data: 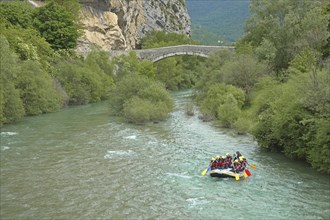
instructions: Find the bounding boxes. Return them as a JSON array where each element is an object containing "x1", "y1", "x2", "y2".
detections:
[{"x1": 76, "y1": 0, "x2": 191, "y2": 53}]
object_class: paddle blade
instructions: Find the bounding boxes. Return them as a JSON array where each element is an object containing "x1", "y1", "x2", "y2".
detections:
[
  {"x1": 201, "y1": 168, "x2": 207, "y2": 176},
  {"x1": 235, "y1": 174, "x2": 239, "y2": 181},
  {"x1": 243, "y1": 172, "x2": 248, "y2": 178},
  {"x1": 249, "y1": 164, "x2": 257, "y2": 169},
  {"x1": 245, "y1": 169, "x2": 251, "y2": 176}
]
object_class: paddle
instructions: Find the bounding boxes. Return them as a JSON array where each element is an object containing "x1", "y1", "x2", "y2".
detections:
[
  {"x1": 243, "y1": 172, "x2": 248, "y2": 178},
  {"x1": 245, "y1": 168, "x2": 251, "y2": 176},
  {"x1": 248, "y1": 163, "x2": 257, "y2": 169},
  {"x1": 235, "y1": 173, "x2": 239, "y2": 181},
  {"x1": 201, "y1": 166, "x2": 210, "y2": 176}
]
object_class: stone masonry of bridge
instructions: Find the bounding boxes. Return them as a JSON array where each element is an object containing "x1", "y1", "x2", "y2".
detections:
[{"x1": 109, "y1": 45, "x2": 235, "y2": 62}]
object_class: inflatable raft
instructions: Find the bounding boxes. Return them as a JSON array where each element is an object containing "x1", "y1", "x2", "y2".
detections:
[{"x1": 209, "y1": 168, "x2": 246, "y2": 178}]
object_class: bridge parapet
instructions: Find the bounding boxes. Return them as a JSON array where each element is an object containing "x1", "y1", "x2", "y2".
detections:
[{"x1": 109, "y1": 45, "x2": 235, "y2": 62}]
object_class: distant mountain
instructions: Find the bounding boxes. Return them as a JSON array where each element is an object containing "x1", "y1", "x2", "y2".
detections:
[{"x1": 186, "y1": 0, "x2": 250, "y2": 45}]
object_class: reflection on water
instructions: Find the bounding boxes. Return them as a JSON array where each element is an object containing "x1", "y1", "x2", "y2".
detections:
[{"x1": 1, "y1": 90, "x2": 329, "y2": 219}]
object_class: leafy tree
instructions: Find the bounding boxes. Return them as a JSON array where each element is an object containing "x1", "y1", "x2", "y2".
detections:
[
  {"x1": 45, "y1": 0, "x2": 81, "y2": 21},
  {"x1": 54, "y1": 57, "x2": 114, "y2": 105},
  {"x1": 322, "y1": 2, "x2": 330, "y2": 58},
  {"x1": 1, "y1": 24, "x2": 54, "y2": 69},
  {"x1": 242, "y1": 0, "x2": 329, "y2": 70},
  {"x1": 0, "y1": 1, "x2": 35, "y2": 28},
  {"x1": 112, "y1": 51, "x2": 156, "y2": 80},
  {"x1": 110, "y1": 74, "x2": 174, "y2": 123},
  {"x1": 221, "y1": 54, "x2": 269, "y2": 95},
  {"x1": 155, "y1": 57, "x2": 183, "y2": 90},
  {"x1": 217, "y1": 94, "x2": 242, "y2": 128},
  {"x1": 85, "y1": 50, "x2": 115, "y2": 77},
  {"x1": 197, "y1": 83, "x2": 245, "y2": 122},
  {"x1": 194, "y1": 49, "x2": 234, "y2": 90},
  {"x1": 0, "y1": 36, "x2": 25, "y2": 125},
  {"x1": 33, "y1": 2, "x2": 80, "y2": 50},
  {"x1": 16, "y1": 60, "x2": 62, "y2": 115},
  {"x1": 249, "y1": 70, "x2": 330, "y2": 173}
]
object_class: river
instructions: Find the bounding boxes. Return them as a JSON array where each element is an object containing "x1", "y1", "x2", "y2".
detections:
[{"x1": 1, "y1": 90, "x2": 329, "y2": 219}]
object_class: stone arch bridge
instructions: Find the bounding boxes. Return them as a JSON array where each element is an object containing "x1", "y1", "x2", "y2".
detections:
[{"x1": 109, "y1": 45, "x2": 235, "y2": 62}]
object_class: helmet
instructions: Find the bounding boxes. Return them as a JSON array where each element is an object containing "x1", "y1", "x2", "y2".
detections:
[
  {"x1": 226, "y1": 153, "x2": 230, "y2": 156},
  {"x1": 221, "y1": 156, "x2": 224, "y2": 159},
  {"x1": 211, "y1": 157, "x2": 215, "y2": 161},
  {"x1": 216, "y1": 155, "x2": 220, "y2": 159},
  {"x1": 234, "y1": 159, "x2": 239, "y2": 163},
  {"x1": 239, "y1": 156, "x2": 243, "y2": 161}
]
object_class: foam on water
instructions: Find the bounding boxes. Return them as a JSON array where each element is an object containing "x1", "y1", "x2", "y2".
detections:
[
  {"x1": 124, "y1": 135, "x2": 137, "y2": 139},
  {"x1": 165, "y1": 172, "x2": 192, "y2": 179},
  {"x1": 104, "y1": 150, "x2": 135, "y2": 159},
  {"x1": 186, "y1": 197, "x2": 208, "y2": 207},
  {"x1": 1, "y1": 146, "x2": 10, "y2": 151},
  {"x1": 0, "y1": 132, "x2": 18, "y2": 136}
]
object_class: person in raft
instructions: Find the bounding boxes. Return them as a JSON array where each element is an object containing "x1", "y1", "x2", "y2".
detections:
[
  {"x1": 232, "y1": 159, "x2": 241, "y2": 173},
  {"x1": 233, "y1": 151, "x2": 242, "y2": 161},
  {"x1": 210, "y1": 157, "x2": 217, "y2": 170},
  {"x1": 225, "y1": 153, "x2": 232, "y2": 168},
  {"x1": 239, "y1": 156, "x2": 247, "y2": 169}
]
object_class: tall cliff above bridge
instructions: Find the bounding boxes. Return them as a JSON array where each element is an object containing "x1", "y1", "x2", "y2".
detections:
[{"x1": 77, "y1": 0, "x2": 191, "y2": 53}]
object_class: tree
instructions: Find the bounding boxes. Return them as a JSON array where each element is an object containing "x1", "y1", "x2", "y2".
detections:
[
  {"x1": 0, "y1": 1, "x2": 35, "y2": 28},
  {"x1": 112, "y1": 51, "x2": 156, "y2": 80},
  {"x1": 0, "y1": 36, "x2": 25, "y2": 125},
  {"x1": 33, "y1": 2, "x2": 80, "y2": 50},
  {"x1": 242, "y1": 0, "x2": 329, "y2": 70},
  {"x1": 197, "y1": 83, "x2": 245, "y2": 122},
  {"x1": 221, "y1": 54, "x2": 269, "y2": 95},
  {"x1": 110, "y1": 74, "x2": 174, "y2": 123},
  {"x1": 16, "y1": 60, "x2": 62, "y2": 115}
]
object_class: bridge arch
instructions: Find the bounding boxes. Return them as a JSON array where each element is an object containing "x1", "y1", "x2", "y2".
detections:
[
  {"x1": 110, "y1": 45, "x2": 235, "y2": 62},
  {"x1": 151, "y1": 51, "x2": 209, "y2": 62}
]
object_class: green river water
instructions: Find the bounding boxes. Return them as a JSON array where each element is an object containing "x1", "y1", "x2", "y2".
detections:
[{"x1": 1, "y1": 90, "x2": 329, "y2": 219}]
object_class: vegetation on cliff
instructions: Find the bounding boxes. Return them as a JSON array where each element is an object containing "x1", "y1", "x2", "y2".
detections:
[{"x1": 0, "y1": 1, "x2": 112, "y2": 125}]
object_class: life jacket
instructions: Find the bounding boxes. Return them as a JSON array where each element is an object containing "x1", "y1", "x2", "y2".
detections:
[
  {"x1": 216, "y1": 159, "x2": 223, "y2": 168},
  {"x1": 211, "y1": 160, "x2": 217, "y2": 169}
]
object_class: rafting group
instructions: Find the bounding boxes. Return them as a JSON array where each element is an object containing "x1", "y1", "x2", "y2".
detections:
[{"x1": 202, "y1": 151, "x2": 256, "y2": 180}]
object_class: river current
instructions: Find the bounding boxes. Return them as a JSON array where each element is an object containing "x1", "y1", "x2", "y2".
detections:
[{"x1": 1, "y1": 90, "x2": 329, "y2": 219}]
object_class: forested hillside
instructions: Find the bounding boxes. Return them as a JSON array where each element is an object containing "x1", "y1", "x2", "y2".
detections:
[
  {"x1": 193, "y1": 0, "x2": 330, "y2": 173},
  {"x1": 186, "y1": 0, "x2": 250, "y2": 44}
]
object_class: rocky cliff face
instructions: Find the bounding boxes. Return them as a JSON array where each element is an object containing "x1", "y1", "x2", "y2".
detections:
[{"x1": 76, "y1": 0, "x2": 191, "y2": 53}]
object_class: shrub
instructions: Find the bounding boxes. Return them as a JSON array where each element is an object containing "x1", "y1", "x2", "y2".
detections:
[{"x1": 110, "y1": 74, "x2": 174, "y2": 123}]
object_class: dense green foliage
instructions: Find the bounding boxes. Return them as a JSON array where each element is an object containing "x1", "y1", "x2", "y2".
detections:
[
  {"x1": 110, "y1": 74, "x2": 174, "y2": 124},
  {"x1": 33, "y1": 2, "x2": 80, "y2": 50},
  {"x1": 241, "y1": 0, "x2": 329, "y2": 71},
  {"x1": 0, "y1": 36, "x2": 25, "y2": 125},
  {"x1": 0, "y1": 1, "x2": 34, "y2": 28},
  {"x1": 193, "y1": 0, "x2": 330, "y2": 173},
  {"x1": 141, "y1": 31, "x2": 204, "y2": 90},
  {"x1": 111, "y1": 51, "x2": 156, "y2": 80},
  {"x1": 53, "y1": 52, "x2": 114, "y2": 105},
  {"x1": 0, "y1": 1, "x2": 112, "y2": 126}
]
